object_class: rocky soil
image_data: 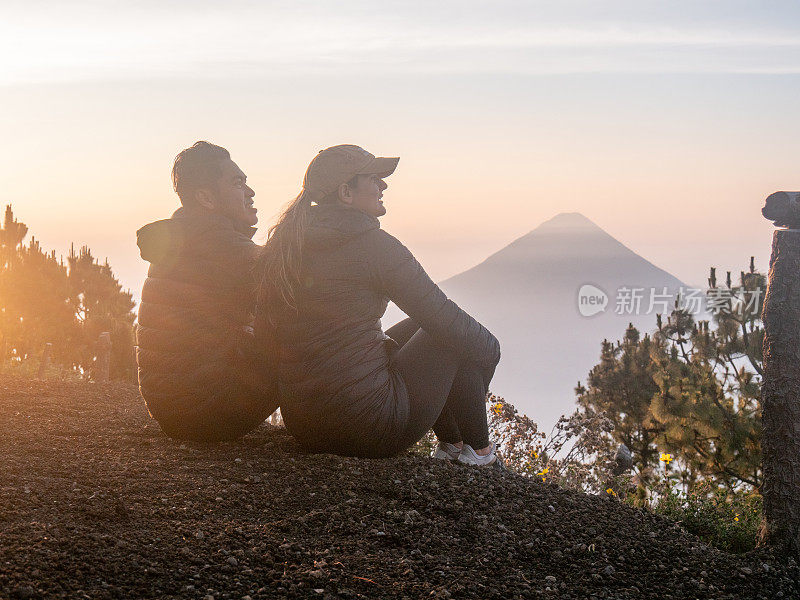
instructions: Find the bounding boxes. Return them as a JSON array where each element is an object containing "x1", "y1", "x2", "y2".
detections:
[{"x1": 0, "y1": 376, "x2": 797, "y2": 599}]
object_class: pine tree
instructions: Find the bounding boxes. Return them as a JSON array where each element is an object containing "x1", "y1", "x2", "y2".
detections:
[
  {"x1": 575, "y1": 259, "x2": 765, "y2": 496},
  {"x1": 0, "y1": 207, "x2": 72, "y2": 363},
  {"x1": 67, "y1": 245, "x2": 136, "y2": 380},
  {"x1": 0, "y1": 205, "x2": 136, "y2": 379},
  {"x1": 651, "y1": 305, "x2": 760, "y2": 491},
  {"x1": 574, "y1": 325, "x2": 664, "y2": 490}
]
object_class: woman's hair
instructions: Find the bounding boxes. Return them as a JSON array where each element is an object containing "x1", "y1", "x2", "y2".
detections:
[{"x1": 258, "y1": 176, "x2": 358, "y2": 315}]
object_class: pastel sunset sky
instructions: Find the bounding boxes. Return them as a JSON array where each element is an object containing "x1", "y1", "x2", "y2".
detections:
[{"x1": 2, "y1": 0, "x2": 799, "y2": 297}]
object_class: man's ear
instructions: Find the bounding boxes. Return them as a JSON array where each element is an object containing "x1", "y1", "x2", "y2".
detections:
[
  {"x1": 194, "y1": 188, "x2": 215, "y2": 210},
  {"x1": 338, "y1": 182, "x2": 353, "y2": 205}
]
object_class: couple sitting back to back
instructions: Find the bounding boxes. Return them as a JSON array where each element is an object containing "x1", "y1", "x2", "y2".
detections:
[{"x1": 137, "y1": 142, "x2": 503, "y2": 468}]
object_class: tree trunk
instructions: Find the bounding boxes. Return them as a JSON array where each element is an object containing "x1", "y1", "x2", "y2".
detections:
[{"x1": 759, "y1": 229, "x2": 800, "y2": 556}]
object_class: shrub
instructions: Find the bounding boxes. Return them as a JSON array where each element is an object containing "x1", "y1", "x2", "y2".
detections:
[{"x1": 646, "y1": 480, "x2": 762, "y2": 553}]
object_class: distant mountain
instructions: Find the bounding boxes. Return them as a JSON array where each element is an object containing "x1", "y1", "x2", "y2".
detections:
[{"x1": 384, "y1": 212, "x2": 689, "y2": 432}]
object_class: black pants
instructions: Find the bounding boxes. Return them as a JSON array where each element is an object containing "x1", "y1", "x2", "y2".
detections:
[{"x1": 386, "y1": 318, "x2": 495, "y2": 454}]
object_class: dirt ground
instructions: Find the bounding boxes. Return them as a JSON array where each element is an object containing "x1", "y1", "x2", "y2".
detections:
[{"x1": 0, "y1": 376, "x2": 797, "y2": 599}]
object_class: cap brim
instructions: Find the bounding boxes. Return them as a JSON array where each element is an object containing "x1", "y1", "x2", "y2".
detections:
[{"x1": 357, "y1": 156, "x2": 399, "y2": 178}]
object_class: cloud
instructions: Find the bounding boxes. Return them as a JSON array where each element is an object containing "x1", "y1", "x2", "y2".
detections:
[{"x1": 3, "y1": 1, "x2": 800, "y2": 84}]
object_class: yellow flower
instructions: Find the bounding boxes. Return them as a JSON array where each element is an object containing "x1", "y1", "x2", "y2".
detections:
[
  {"x1": 492, "y1": 403, "x2": 503, "y2": 416},
  {"x1": 659, "y1": 452, "x2": 672, "y2": 464},
  {"x1": 734, "y1": 513, "x2": 740, "y2": 522},
  {"x1": 606, "y1": 488, "x2": 613, "y2": 494}
]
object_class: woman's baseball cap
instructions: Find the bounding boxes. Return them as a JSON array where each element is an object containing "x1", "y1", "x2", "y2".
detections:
[{"x1": 301, "y1": 144, "x2": 399, "y2": 202}]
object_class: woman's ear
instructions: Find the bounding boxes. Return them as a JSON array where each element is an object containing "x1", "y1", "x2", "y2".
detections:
[{"x1": 338, "y1": 182, "x2": 353, "y2": 205}]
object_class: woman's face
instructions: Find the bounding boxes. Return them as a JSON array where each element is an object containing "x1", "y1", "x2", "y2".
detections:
[{"x1": 343, "y1": 174, "x2": 388, "y2": 218}]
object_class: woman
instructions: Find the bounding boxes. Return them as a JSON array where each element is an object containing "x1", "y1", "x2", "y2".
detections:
[{"x1": 258, "y1": 144, "x2": 502, "y2": 467}]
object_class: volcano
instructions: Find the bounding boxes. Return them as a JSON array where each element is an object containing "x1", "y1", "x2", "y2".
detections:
[{"x1": 387, "y1": 213, "x2": 689, "y2": 431}]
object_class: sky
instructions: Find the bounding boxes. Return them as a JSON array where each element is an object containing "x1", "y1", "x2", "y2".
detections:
[{"x1": 2, "y1": 0, "x2": 799, "y2": 298}]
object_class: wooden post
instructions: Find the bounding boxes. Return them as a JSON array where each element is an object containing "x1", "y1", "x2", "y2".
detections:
[
  {"x1": 37, "y1": 343, "x2": 52, "y2": 379},
  {"x1": 760, "y1": 191, "x2": 800, "y2": 556},
  {"x1": 95, "y1": 332, "x2": 112, "y2": 383}
]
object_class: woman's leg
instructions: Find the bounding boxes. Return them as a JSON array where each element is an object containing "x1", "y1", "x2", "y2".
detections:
[
  {"x1": 441, "y1": 362, "x2": 493, "y2": 450},
  {"x1": 387, "y1": 319, "x2": 496, "y2": 454},
  {"x1": 384, "y1": 318, "x2": 420, "y2": 347},
  {"x1": 386, "y1": 319, "x2": 461, "y2": 445}
]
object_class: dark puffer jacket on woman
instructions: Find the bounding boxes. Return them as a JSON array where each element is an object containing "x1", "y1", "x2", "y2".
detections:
[
  {"x1": 136, "y1": 208, "x2": 278, "y2": 441},
  {"x1": 269, "y1": 203, "x2": 500, "y2": 454}
]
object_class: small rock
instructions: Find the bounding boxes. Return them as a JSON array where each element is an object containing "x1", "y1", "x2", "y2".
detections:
[
  {"x1": 739, "y1": 566, "x2": 753, "y2": 575},
  {"x1": 603, "y1": 565, "x2": 615, "y2": 576},
  {"x1": 13, "y1": 585, "x2": 36, "y2": 599},
  {"x1": 234, "y1": 458, "x2": 242, "y2": 463},
  {"x1": 544, "y1": 576, "x2": 557, "y2": 584},
  {"x1": 227, "y1": 557, "x2": 239, "y2": 567},
  {"x1": 195, "y1": 531, "x2": 205, "y2": 540},
  {"x1": 547, "y1": 505, "x2": 555, "y2": 513}
]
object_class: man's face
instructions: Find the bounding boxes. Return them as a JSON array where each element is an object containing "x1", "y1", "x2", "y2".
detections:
[
  {"x1": 211, "y1": 159, "x2": 257, "y2": 228},
  {"x1": 347, "y1": 174, "x2": 388, "y2": 218}
]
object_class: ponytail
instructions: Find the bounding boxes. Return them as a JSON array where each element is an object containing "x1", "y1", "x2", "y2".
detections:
[
  {"x1": 257, "y1": 175, "x2": 358, "y2": 318},
  {"x1": 257, "y1": 191, "x2": 314, "y2": 316}
]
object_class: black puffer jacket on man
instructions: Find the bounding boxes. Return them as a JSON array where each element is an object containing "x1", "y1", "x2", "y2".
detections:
[
  {"x1": 269, "y1": 203, "x2": 499, "y2": 455},
  {"x1": 136, "y1": 208, "x2": 278, "y2": 441}
]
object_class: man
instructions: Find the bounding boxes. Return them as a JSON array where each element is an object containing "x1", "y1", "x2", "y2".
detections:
[{"x1": 136, "y1": 141, "x2": 277, "y2": 441}]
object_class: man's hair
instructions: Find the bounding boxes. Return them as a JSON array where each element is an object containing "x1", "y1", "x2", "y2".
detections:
[{"x1": 171, "y1": 141, "x2": 231, "y2": 205}]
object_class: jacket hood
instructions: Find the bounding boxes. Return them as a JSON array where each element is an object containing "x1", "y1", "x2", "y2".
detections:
[
  {"x1": 137, "y1": 207, "x2": 256, "y2": 264},
  {"x1": 305, "y1": 204, "x2": 380, "y2": 250}
]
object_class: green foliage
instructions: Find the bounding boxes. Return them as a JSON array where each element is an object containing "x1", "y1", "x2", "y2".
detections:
[
  {"x1": 68, "y1": 245, "x2": 136, "y2": 380},
  {"x1": 574, "y1": 258, "x2": 765, "y2": 494},
  {"x1": 408, "y1": 430, "x2": 437, "y2": 458},
  {"x1": 0, "y1": 206, "x2": 136, "y2": 380},
  {"x1": 646, "y1": 481, "x2": 762, "y2": 554},
  {"x1": 574, "y1": 325, "x2": 662, "y2": 487},
  {"x1": 411, "y1": 393, "x2": 616, "y2": 494}
]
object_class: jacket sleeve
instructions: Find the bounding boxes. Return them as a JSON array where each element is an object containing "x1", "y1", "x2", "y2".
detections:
[{"x1": 365, "y1": 229, "x2": 500, "y2": 368}]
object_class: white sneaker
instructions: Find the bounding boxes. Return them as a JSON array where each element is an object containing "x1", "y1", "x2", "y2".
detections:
[
  {"x1": 457, "y1": 442, "x2": 506, "y2": 471},
  {"x1": 431, "y1": 441, "x2": 461, "y2": 461}
]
